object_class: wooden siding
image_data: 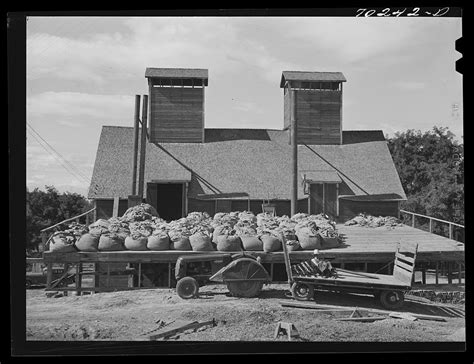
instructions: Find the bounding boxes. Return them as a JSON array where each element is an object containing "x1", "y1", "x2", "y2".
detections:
[
  {"x1": 293, "y1": 90, "x2": 342, "y2": 145},
  {"x1": 188, "y1": 198, "x2": 216, "y2": 217},
  {"x1": 188, "y1": 198, "x2": 308, "y2": 217},
  {"x1": 339, "y1": 199, "x2": 399, "y2": 222},
  {"x1": 149, "y1": 87, "x2": 204, "y2": 143},
  {"x1": 95, "y1": 199, "x2": 129, "y2": 220},
  {"x1": 283, "y1": 87, "x2": 291, "y2": 130}
]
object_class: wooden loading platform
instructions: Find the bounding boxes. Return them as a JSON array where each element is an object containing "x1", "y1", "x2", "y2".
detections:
[{"x1": 41, "y1": 224, "x2": 464, "y2": 292}]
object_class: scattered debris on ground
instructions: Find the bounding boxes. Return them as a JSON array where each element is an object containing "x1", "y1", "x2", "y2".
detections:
[{"x1": 26, "y1": 285, "x2": 465, "y2": 342}]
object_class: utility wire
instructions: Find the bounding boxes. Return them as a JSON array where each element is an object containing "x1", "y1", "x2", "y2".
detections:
[
  {"x1": 26, "y1": 122, "x2": 91, "y2": 183},
  {"x1": 27, "y1": 129, "x2": 89, "y2": 185},
  {"x1": 27, "y1": 122, "x2": 91, "y2": 180}
]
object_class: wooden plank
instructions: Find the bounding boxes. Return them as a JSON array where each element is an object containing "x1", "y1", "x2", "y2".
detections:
[
  {"x1": 279, "y1": 301, "x2": 447, "y2": 321},
  {"x1": 458, "y1": 262, "x2": 462, "y2": 284},
  {"x1": 280, "y1": 234, "x2": 293, "y2": 283},
  {"x1": 112, "y1": 197, "x2": 120, "y2": 218},
  {"x1": 337, "y1": 316, "x2": 386, "y2": 322},
  {"x1": 148, "y1": 319, "x2": 216, "y2": 340},
  {"x1": 394, "y1": 260, "x2": 414, "y2": 272},
  {"x1": 393, "y1": 267, "x2": 413, "y2": 285},
  {"x1": 395, "y1": 252, "x2": 415, "y2": 264},
  {"x1": 389, "y1": 312, "x2": 417, "y2": 321},
  {"x1": 447, "y1": 262, "x2": 452, "y2": 284}
]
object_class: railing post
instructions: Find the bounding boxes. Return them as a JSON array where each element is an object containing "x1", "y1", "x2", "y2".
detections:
[
  {"x1": 429, "y1": 218, "x2": 433, "y2": 233},
  {"x1": 412, "y1": 214, "x2": 415, "y2": 228},
  {"x1": 449, "y1": 224, "x2": 453, "y2": 240}
]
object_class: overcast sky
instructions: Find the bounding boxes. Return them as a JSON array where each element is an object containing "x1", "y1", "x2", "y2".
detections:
[{"x1": 26, "y1": 16, "x2": 463, "y2": 197}]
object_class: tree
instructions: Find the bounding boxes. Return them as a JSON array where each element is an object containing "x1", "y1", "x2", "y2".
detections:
[
  {"x1": 387, "y1": 126, "x2": 464, "y2": 225},
  {"x1": 26, "y1": 186, "x2": 93, "y2": 251}
]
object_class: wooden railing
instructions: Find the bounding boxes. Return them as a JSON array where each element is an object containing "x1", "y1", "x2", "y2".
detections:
[
  {"x1": 40, "y1": 207, "x2": 96, "y2": 251},
  {"x1": 400, "y1": 209, "x2": 464, "y2": 242}
]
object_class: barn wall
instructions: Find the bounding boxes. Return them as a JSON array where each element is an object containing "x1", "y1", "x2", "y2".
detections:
[
  {"x1": 293, "y1": 90, "x2": 342, "y2": 145},
  {"x1": 149, "y1": 87, "x2": 204, "y2": 143},
  {"x1": 94, "y1": 199, "x2": 129, "y2": 220},
  {"x1": 187, "y1": 198, "x2": 216, "y2": 217},
  {"x1": 339, "y1": 199, "x2": 399, "y2": 222},
  {"x1": 187, "y1": 198, "x2": 308, "y2": 217},
  {"x1": 283, "y1": 87, "x2": 291, "y2": 130}
]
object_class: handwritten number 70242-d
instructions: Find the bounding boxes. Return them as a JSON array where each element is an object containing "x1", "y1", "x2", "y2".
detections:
[{"x1": 356, "y1": 7, "x2": 450, "y2": 17}]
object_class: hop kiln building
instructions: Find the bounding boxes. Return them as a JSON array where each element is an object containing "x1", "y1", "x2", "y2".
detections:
[{"x1": 88, "y1": 68, "x2": 406, "y2": 222}]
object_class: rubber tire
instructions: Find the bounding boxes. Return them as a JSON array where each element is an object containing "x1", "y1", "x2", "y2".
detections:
[
  {"x1": 226, "y1": 281, "x2": 263, "y2": 297},
  {"x1": 26, "y1": 279, "x2": 32, "y2": 289},
  {"x1": 379, "y1": 290, "x2": 405, "y2": 310},
  {"x1": 291, "y1": 282, "x2": 314, "y2": 301},
  {"x1": 176, "y1": 277, "x2": 199, "y2": 299}
]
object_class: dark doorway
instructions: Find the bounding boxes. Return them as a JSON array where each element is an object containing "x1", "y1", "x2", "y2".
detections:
[
  {"x1": 309, "y1": 183, "x2": 338, "y2": 218},
  {"x1": 146, "y1": 183, "x2": 183, "y2": 221}
]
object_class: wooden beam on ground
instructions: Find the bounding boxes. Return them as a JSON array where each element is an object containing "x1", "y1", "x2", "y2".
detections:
[
  {"x1": 337, "y1": 316, "x2": 386, "y2": 322},
  {"x1": 389, "y1": 312, "x2": 418, "y2": 321},
  {"x1": 148, "y1": 319, "x2": 216, "y2": 340},
  {"x1": 279, "y1": 300, "x2": 447, "y2": 321}
]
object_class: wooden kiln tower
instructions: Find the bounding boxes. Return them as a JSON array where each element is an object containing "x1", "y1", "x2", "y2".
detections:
[
  {"x1": 145, "y1": 68, "x2": 209, "y2": 143},
  {"x1": 280, "y1": 71, "x2": 346, "y2": 145}
]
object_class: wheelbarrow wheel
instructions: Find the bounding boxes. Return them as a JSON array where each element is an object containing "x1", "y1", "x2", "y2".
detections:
[
  {"x1": 379, "y1": 290, "x2": 405, "y2": 310},
  {"x1": 291, "y1": 282, "x2": 314, "y2": 301},
  {"x1": 227, "y1": 280, "x2": 263, "y2": 297},
  {"x1": 176, "y1": 277, "x2": 199, "y2": 299},
  {"x1": 26, "y1": 279, "x2": 32, "y2": 289}
]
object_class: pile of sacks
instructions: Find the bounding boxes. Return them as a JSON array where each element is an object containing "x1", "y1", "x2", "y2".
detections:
[
  {"x1": 344, "y1": 213, "x2": 403, "y2": 229},
  {"x1": 210, "y1": 211, "x2": 342, "y2": 253},
  {"x1": 47, "y1": 204, "x2": 343, "y2": 253}
]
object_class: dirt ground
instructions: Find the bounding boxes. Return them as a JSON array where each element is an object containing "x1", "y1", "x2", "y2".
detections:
[{"x1": 26, "y1": 284, "x2": 465, "y2": 342}]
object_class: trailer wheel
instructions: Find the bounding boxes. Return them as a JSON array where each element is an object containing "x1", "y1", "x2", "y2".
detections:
[
  {"x1": 176, "y1": 277, "x2": 199, "y2": 299},
  {"x1": 227, "y1": 280, "x2": 263, "y2": 297},
  {"x1": 379, "y1": 290, "x2": 404, "y2": 310},
  {"x1": 291, "y1": 282, "x2": 314, "y2": 301}
]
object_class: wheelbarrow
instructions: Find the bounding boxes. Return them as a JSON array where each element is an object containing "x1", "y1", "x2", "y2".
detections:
[{"x1": 281, "y1": 234, "x2": 418, "y2": 310}]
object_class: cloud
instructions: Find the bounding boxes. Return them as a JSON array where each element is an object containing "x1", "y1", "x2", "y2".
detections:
[
  {"x1": 27, "y1": 17, "x2": 307, "y2": 88},
  {"x1": 27, "y1": 92, "x2": 134, "y2": 121}
]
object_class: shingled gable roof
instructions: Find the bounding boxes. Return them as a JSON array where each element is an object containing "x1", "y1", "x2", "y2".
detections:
[
  {"x1": 145, "y1": 68, "x2": 209, "y2": 86},
  {"x1": 280, "y1": 71, "x2": 347, "y2": 88},
  {"x1": 88, "y1": 127, "x2": 406, "y2": 201}
]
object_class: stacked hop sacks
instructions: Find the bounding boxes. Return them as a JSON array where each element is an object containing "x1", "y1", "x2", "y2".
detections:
[
  {"x1": 256, "y1": 213, "x2": 282, "y2": 253},
  {"x1": 48, "y1": 222, "x2": 87, "y2": 253},
  {"x1": 294, "y1": 217, "x2": 321, "y2": 250},
  {"x1": 235, "y1": 212, "x2": 262, "y2": 251},
  {"x1": 147, "y1": 217, "x2": 170, "y2": 251},
  {"x1": 121, "y1": 203, "x2": 159, "y2": 223},
  {"x1": 189, "y1": 231, "x2": 214, "y2": 251},
  {"x1": 216, "y1": 233, "x2": 242, "y2": 252},
  {"x1": 277, "y1": 216, "x2": 300, "y2": 251},
  {"x1": 309, "y1": 214, "x2": 341, "y2": 249},
  {"x1": 211, "y1": 212, "x2": 239, "y2": 244},
  {"x1": 126, "y1": 220, "x2": 154, "y2": 250},
  {"x1": 188, "y1": 212, "x2": 214, "y2": 252},
  {"x1": 98, "y1": 218, "x2": 129, "y2": 251},
  {"x1": 168, "y1": 218, "x2": 192, "y2": 251},
  {"x1": 77, "y1": 219, "x2": 110, "y2": 251}
]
